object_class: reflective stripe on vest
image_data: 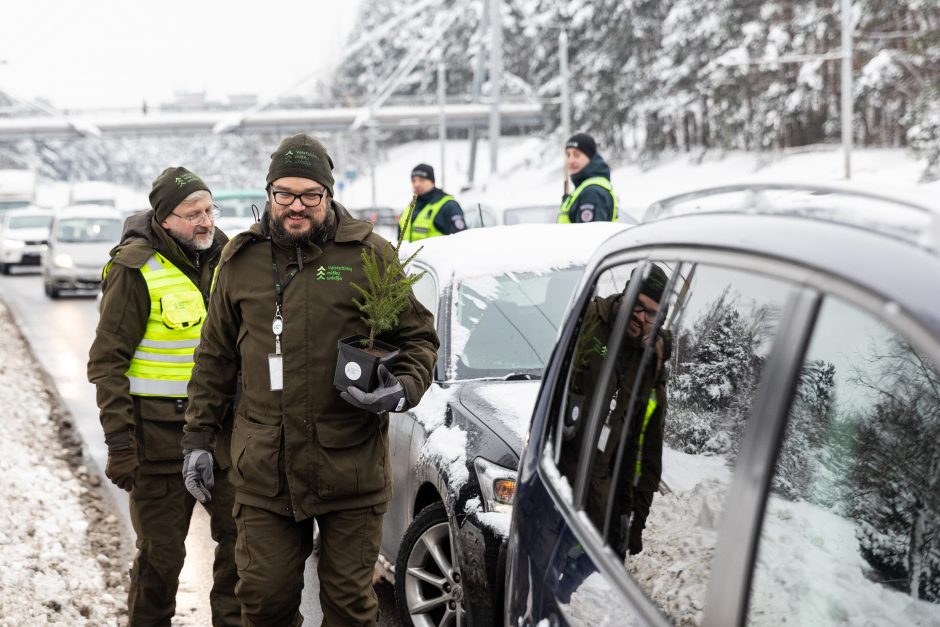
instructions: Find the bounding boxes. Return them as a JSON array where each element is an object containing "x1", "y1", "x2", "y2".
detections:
[
  {"x1": 634, "y1": 390, "x2": 658, "y2": 481},
  {"x1": 125, "y1": 252, "x2": 206, "y2": 398},
  {"x1": 558, "y1": 177, "x2": 619, "y2": 223},
  {"x1": 399, "y1": 194, "x2": 454, "y2": 242}
]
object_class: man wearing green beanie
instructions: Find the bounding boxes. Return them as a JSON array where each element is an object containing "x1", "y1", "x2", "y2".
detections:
[
  {"x1": 88, "y1": 167, "x2": 239, "y2": 625},
  {"x1": 558, "y1": 262, "x2": 671, "y2": 560},
  {"x1": 182, "y1": 134, "x2": 440, "y2": 625}
]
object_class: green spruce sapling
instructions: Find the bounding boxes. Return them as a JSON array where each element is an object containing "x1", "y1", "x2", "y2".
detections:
[{"x1": 351, "y1": 194, "x2": 426, "y2": 352}]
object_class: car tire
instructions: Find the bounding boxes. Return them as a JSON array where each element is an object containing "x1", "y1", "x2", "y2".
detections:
[
  {"x1": 395, "y1": 501, "x2": 466, "y2": 627},
  {"x1": 44, "y1": 277, "x2": 60, "y2": 299}
]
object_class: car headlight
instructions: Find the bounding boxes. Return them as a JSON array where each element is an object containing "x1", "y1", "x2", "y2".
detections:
[
  {"x1": 2, "y1": 239, "x2": 25, "y2": 250},
  {"x1": 474, "y1": 457, "x2": 516, "y2": 513},
  {"x1": 53, "y1": 253, "x2": 74, "y2": 269}
]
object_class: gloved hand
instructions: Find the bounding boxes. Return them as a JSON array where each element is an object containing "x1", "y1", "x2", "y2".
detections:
[
  {"x1": 104, "y1": 430, "x2": 138, "y2": 492},
  {"x1": 628, "y1": 520, "x2": 644, "y2": 555},
  {"x1": 182, "y1": 448, "x2": 215, "y2": 503},
  {"x1": 340, "y1": 365, "x2": 406, "y2": 414}
]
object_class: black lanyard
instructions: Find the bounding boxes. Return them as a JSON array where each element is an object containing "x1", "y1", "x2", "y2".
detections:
[{"x1": 269, "y1": 240, "x2": 302, "y2": 309}]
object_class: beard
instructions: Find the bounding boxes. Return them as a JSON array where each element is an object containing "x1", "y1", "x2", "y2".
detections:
[
  {"x1": 169, "y1": 225, "x2": 215, "y2": 253},
  {"x1": 271, "y1": 203, "x2": 336, "y2": 246}
]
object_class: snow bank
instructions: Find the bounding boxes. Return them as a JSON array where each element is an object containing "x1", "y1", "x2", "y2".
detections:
[{"x1": 0, "y1": 302, "x2": 125, "y2": 626}]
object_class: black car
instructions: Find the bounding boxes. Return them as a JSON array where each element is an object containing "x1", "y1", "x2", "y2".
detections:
[
  {"x1": 506, "y1": 184, "x2": 940, "y2": 626},
  {"x1": 379, "y1": 222, "x2": 626, "y2": 626}
]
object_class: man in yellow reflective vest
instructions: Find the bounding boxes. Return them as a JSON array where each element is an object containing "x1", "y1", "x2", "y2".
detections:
[
  {"x1": 87, "y1": 167, "x2": 239, "y2": 626},
  {"x1": 558, "y1": 132, "x2": 619, "y2": 223},
  {"x1": 398, "y1": 163, "x2": 467, "y2": 241}
]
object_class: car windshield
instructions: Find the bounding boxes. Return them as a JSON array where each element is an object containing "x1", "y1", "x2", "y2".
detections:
[
  {"x1": 453, "y1": 267, "x2": 583, "y2": 379},
  {"x1": 216, "y1": 196, "x2": 264, "y2": 219},
  {"x1": 503, "y1": 206, "x2": 557, "y2": 225},
  {"x1": 0, "y1": 201, "x2": 30, "y2": 211},
  {"x1": 9, "y1": 215, "x2": 52, "y2": 229},
  {"x1": 57, "y1": 218, "x2": 122, "y2": 243}
]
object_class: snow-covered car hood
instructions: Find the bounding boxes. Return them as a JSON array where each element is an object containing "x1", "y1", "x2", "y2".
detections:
[{"x1": 457, "y1": 380, "x2": 542, "y2": 454}]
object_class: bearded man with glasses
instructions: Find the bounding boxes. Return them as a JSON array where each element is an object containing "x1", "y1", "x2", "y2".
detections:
[
  {"x1": 181, "y1": 133, "x2": 439, "y2": 625},
  {"x1": 88, "y1": 166, "x2": 239, "y2": 625}
]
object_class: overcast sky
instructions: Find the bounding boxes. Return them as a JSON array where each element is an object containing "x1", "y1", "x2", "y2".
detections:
[{"x1": 0, "y1": 0, "x2": 363, "y2": 110}]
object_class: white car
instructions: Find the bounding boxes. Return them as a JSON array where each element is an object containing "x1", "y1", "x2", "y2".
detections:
[
  {"x1": 43, "y1": 205, "x2": 123, "y2": 298},
  {"x1": 0, "y1": 207, "x2": 54, "y2": 274}
]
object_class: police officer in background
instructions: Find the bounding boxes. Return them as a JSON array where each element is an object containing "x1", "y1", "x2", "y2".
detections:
[
  {"x1": 87, "y1": 167, "x2": 239, "y2": 625},
  {"x1": 558, "y1": 132, "x2": 619, "y2": 223},
  {"x1": 398, "y1": 163, "x2": 467, "y2": 241}
]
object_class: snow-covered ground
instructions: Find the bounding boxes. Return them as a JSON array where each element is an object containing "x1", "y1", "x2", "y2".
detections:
[
  {"x1": 0, "y1": 301, "x2": 126, "y2": 626},
  {"x1": 337, "y1": 138, "x2": 940, "y2": 222}
]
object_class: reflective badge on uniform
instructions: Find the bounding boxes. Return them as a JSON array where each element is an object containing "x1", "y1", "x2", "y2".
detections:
[
  {"x1": 452, "y1": 215, "x2": 466, "y2": 230},
  {"x1": 580, "y1": 206, "x2": 595, "y2": 222}
]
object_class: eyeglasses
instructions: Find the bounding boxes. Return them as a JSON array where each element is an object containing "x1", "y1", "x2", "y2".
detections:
[
  {"x1": 271, "y1": 190, "x2": 326, "y2": 208},
  {"x1": 172, "y1": 205, "x2": 222, "y2": 225},
  {"x1": 633, "y1": 304, "x2": 660, "y2": 320}
]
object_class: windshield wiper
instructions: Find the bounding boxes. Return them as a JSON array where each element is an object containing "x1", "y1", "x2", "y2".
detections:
[{"x1": 502, "y1": 373, "x2": 542, "y2": 381}]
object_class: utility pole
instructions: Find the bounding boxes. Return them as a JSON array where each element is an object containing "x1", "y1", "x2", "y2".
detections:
[
  {"x1": 465, "y1": 0, "x2": 489, "y2": 189},
  {"x1": 488, "y1": 0, "x2": 502, "y2": 174},
  {"x1": 368, "y1": 117, "x2": 377, "y2": 207},
  {"x1": 559, "y1": 28, "x2": 571, "y2": 143},
  {"x1": 841, "y1": 0, "x2": 853, "y2": 180},
  {"x1": 438, "y1": 60, "x2": 447, "y2": 190}
]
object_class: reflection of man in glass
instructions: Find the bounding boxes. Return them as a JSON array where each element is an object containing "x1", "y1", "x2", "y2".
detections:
[{"x1": 560, "y1": 264, "x2": 669, "y2": 558}]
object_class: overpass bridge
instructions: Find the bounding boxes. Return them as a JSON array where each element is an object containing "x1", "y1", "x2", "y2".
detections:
[{"x1": 0, "y1": 100, "x2": 545, "y2": 142}]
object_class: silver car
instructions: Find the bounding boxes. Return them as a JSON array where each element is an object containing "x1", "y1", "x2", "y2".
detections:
[
  {"x1": 43, "y1": 205, "x2": 122, "y2": 298},
  {"x1": 0, "y1": 207, "x2": 53, "y2": 274}
]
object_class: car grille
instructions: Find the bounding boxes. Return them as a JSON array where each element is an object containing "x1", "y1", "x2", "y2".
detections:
[{"x1": 24, "y1": 240, "x2": 47, "y2": 246}]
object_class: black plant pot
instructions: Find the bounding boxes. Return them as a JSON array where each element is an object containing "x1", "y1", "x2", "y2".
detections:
[{"x1": 334, "y1": 334, "x2": 401, "y2": 393}]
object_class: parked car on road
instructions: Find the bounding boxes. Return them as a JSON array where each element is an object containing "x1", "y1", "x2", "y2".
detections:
[
  {"x1": 213, "y1": 189, "x2": 265, "y2": 235},
  {"x1": 381, "y1": 222, "x2": 627, "y2": 627},
  {"x1": 503, "y1": 204, "x2": 640, "y2": 227},
  {"x1": 505, "y1": 184, "x2": 940, "y2": 627},
  {"x1": 42, "y1": 205, "x2": 122, "y2": 298},
  {"x1": 0, "y1": 208, "x2": 53, "y2": 274},
  {"x1": 347, "y1": 205, "x2": 399, "y2": 240}
]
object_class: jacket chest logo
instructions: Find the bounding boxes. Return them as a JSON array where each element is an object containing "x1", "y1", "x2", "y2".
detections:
[{"x1": 316, "y1": 264, "x2": 353, "y2": 282}]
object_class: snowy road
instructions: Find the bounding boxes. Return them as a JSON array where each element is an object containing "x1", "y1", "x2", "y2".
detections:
[{"x1": 0, "y1": 268, "x2": 399, "y2": 625}]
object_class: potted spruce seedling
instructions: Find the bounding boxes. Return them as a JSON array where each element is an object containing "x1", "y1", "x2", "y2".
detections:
[{"x1": 333, "y1": 195, "x2": 426, "y2": 393}]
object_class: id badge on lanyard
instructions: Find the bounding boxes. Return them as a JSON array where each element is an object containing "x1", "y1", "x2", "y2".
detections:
[{"x1": 269, "y1": 307, "x2": 284, "y2": 391}]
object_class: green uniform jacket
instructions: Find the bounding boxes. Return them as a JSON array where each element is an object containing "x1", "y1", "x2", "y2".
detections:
[
  {"x1": 182, "y1": 202, "x2": 440, "y2": 521},
  {"x1": 560, "y1": 292, "x2": 668, "y2": 535},
  {"x1": 87, "y1": 210, "x2": 230, "y2": 475}
]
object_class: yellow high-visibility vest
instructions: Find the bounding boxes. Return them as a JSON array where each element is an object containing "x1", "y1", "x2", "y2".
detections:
[
  {"x1": 634, "y1": 390, "x2": 658, "y2": 480},
  {"x1": 107, "y1": 253, "x2": 206, "y2": 397},
  {"x1": 558, "y1": 177, "x2": 619, "y2": 223},
  {"x1": 399, "y1": 194, "x2": 454, "y2": 241}
]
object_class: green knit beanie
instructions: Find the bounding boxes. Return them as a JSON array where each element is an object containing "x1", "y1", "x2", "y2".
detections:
[
  {"x1": 266, "y1": 133, "x2": 335, "y2": 197},
  {"x1": 149, "y1": 167, "x2": 211, "y2": 222}
]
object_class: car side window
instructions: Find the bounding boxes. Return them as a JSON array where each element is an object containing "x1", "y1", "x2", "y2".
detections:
[
  {"x1": 546, "y1": 259, "x2": 797, "y2": 623},
  {"x1": 747, "y1": 296, "x2": 940, "y2": 625}
]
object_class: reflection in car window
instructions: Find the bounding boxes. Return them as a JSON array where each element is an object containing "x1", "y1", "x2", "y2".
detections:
[
  {"x1": 748, "y1": 297, "x2": 940, "y2": 625},
  {"x1": 9, "y1": 216, "x2": 52, "y2": 229},
  {"x1": 549, "y1": 261, "x2": 795, "y2": 623},
  {"x1": 453, "y1": 267, "x2": 582, "y2": 379},
  {"x1": 56, "y1": 218, "x2": 122, "y2": 243}
]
